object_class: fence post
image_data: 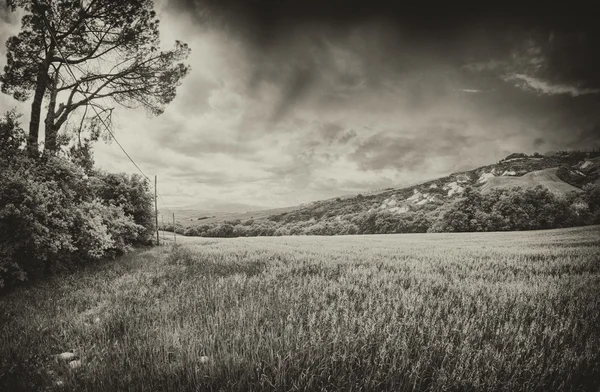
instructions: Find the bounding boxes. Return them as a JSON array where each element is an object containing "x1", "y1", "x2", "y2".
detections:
[{"x1": 173, "y1": 212, "x2": 176, "y2": 244}]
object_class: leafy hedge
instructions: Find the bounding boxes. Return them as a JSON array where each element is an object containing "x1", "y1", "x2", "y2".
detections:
[{"x1": 0, "y1": 112, "x2": 155, "y2": 288}]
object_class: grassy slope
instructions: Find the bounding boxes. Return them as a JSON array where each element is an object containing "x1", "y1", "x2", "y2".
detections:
[
  {"x1": 481, "y1": 168, "x2": 582, "y2": 195},
  {"x1": 1, "y1": 226, "x2": 600, "y2": 391}
]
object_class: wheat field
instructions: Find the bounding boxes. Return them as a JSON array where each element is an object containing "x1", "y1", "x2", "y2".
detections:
[{"x1": 1, "y1": 226, "x2": 599, "y2": 391}]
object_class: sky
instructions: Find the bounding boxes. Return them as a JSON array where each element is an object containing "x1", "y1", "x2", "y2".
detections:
[{"x1": 1, "y1": 1, "x2": 599, "y2": 211}]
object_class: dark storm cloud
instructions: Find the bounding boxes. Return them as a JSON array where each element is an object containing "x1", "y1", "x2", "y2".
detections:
[
  {"x1": 535, "y1": 30, "x2": 600, "y2": 90},
  {"x1": 109, "y1": 2, "x2": 600, "y2": 207},
  {"x1": 170, "y1": 0, "x2": 599, "y2": 56},
  {"x1": 171, "y1": 1, "x2": 596, "y2": 39},
  {"x1": 170, "y1": 0, "x2": 600, "y2": 119},
  {"x1": 533, "y1": 94, "x2": 600, "y2": 149}
]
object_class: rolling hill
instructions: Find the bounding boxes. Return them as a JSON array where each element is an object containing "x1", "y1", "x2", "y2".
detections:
[{"x1": 170, "y1": 151, "x2": 600, "y2": 234}]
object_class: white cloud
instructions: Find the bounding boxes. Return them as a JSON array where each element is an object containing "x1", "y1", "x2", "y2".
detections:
[{"x1": 504, "y1": 73, "x2": 600, "y2": 96}]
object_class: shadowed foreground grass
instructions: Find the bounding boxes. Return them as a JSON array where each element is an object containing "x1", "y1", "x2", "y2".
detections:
[{"x1": 1, "y1": 226, "x2": 600, "y2": 391}]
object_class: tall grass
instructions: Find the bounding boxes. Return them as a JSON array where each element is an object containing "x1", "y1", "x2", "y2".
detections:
[{"x1": 1, "y1": 226, "x2": 599, "y2": 391}]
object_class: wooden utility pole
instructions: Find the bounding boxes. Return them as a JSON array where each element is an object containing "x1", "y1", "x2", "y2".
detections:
[
  {"x1": 155, "y1": 175, "x2": 159, "y2": 246},
  {"x1": 173, "y1": 212, "x2": 176, "y2": 244},
  {"x1": 161, "y1": 215, "x2": 164, "y2": 241}
]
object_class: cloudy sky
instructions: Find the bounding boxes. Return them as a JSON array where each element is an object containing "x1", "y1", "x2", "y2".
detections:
[{"x1": 1, "y1": 1, "x2": 599, "y2": 211}]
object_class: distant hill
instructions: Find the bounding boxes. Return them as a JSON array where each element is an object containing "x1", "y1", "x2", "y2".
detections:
[
  {"x1": 267, "y1": 151, "x2": 600, "y2": 223},
  {"x1": 167, "y1": 150, "x2": 600, "y2": 235},
  {"x1": 173, "y1": 206, "x2": 300, "y2": 227}
]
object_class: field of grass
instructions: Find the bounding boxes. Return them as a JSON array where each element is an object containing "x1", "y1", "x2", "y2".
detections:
[{"x1": 1, "y1": 226, "x2": 599, "y2": 391}]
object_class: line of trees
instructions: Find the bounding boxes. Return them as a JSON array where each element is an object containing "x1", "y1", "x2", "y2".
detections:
[
  {"x1": 429, "y1": 186, "x2": 598, "y2": 232},
  {"x1": 169, "y1": 185, "x2": 600, "y2": 238}
]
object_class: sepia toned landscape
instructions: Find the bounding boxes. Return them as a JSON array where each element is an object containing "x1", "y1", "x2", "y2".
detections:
[{"x1": 1, "y1": 0, "x2": 599, "y2": 391}]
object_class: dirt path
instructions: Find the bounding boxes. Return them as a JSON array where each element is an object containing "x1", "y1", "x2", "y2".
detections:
[{"x1": 156, "y1": 230, "x2": 201, "y2": 244}]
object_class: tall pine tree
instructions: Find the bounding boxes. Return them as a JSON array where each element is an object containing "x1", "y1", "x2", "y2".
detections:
[{"x1": 1, "y1": 0, "x2": 190, "y2": 155}]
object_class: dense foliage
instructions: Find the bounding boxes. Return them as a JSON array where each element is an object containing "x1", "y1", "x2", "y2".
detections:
[
  {"x1": 0, "y1": 112, "x2": 154, "y2": 288},
  {"x1": 172, "y1": 184, "x2": 600, "y2": 238},
  {"x1": 428, "y1": 186, "x2": 594, "y2": 232}
]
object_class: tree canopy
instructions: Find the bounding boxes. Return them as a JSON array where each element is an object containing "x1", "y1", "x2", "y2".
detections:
[{"x1": 1, "y1": 0, "x2": 190, "y2": 154}]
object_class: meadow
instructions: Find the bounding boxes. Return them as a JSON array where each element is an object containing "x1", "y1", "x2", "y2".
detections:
[{"x1": 1, "y1": 226, "x2": 599, "y2": 391}]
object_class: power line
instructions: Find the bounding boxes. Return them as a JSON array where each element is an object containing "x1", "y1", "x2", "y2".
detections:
[
  {"x1": 157, "y1": 193, "x2": 175, "y2": 215},
  {"x1": 42, "y1": 15, "x2": 151, "y2": 184}
]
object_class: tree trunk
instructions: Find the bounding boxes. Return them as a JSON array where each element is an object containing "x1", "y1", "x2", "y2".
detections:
[
  {"x1": 43, "y1": 71, "x2": 59, "y2": 153},
  {"x1": 27, "y1": 62, "x2": 49, "y2": 156},
  {"x1": 44, "y1": 123, "x2": 59, "y2": 155}
]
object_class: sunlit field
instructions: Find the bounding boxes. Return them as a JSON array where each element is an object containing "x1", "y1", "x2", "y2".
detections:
[{"x1": 1, "y1": 226, "x2": 599, "y2": 391}]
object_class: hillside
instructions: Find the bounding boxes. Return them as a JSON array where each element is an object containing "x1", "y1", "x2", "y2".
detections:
[
  {"x1": 267, "y1": 151, "x2": 599, "y2": 222},
  {"x1": 481, "y1": 168, "x2": 582, "y2": 195},
  {"x1": 170, "y1": 150, "x2": 600, "y2": 236}
]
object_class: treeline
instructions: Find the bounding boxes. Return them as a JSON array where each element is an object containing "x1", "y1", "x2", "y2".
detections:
[
  {"x1": 430, "y1": 186, "x2": 599, "y2": 232},
  {"x1": 0, "y1": 112, "x2": 155, "y2": 288},
  {"x1": 169, "y1": 185, "x2": 600, "y2": 238}
]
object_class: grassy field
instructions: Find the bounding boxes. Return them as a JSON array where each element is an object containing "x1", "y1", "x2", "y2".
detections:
[{"x1": 1, "y1": 226, "x2": 599, "y2": 391}]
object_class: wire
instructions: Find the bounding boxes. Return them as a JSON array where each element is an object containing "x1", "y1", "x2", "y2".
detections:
[
  {"x1": 44, "y1": 18, "x2": 151, "y2": 183},
  {"x1": 39, "y1": 12, "x2": 177, "y2": 218}
]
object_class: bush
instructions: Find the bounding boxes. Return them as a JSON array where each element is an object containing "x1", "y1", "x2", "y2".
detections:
[
  {"x1": 0, "y1": 155, "x2": 79, "y2": 285},
  {"x1": 73, "y1": 200, "x2": 145, "y2": 260},
  {"x1": 0, "y1": 112, "x2": 154, "y2": 288},
  {"x1": 90, "y1": 171, "x2": 155, "y2": 242}
]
